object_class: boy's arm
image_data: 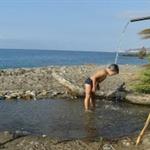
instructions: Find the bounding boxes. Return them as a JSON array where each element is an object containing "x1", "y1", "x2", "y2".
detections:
[
  {"x1": 92, "y1": 77, "x2": 97, "y2": 92},
  {"x1": 92, "y1": 70, "x2": 105, "y2": 92}
]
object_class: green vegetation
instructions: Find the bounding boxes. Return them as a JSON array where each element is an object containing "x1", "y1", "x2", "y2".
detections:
[
  {"x1": 132, "y1": 54, "x2": 150, "y2": 93},
  {"x1": 133, "y1": 69, "x2": 150, "y2": 93},
  {"x1": 128, "y1": 54, "x2": 150, "y2": 93},
  {"x1": 132, "y1": 28, "x2": 150, "y2": 93}
]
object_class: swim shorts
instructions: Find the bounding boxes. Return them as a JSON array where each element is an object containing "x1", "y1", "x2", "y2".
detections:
[{"x1": 84, "y1": 77, "x2": 93, "y2": 85}]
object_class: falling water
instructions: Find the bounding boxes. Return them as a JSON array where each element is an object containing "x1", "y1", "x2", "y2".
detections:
[{"x1": 115, "y1": 21, "x2": 130, "y2": 64}]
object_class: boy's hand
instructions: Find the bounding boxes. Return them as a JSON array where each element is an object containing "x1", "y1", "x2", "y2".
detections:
[{"x1": 92, "y1": 87, "x2": 96, "y2": 93}]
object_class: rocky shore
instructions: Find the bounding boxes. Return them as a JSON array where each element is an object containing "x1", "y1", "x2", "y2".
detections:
[
  {"x1": 0, "y1": 130, "x2": 149, "y2": 150},
  {"x1": 0, "y1": 64, "x2": 148, "y2": 103},
  {"x1": 0, "y1": 65, "x2": 139, "y2": 99}
]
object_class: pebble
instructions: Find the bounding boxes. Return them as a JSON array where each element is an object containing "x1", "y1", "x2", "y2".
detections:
[
  {"x1": 121, "y1": 139, "x2": 131, "y2": 146},
  {"x1": 102, "y1": 144, "x2": 115, "y2": 150},
  {"x1": 42, "y1": 134, "x2": 47, "y2": 138},
  {"x1": 4, "y1": 131, "x2": 10, "y2": 135}
]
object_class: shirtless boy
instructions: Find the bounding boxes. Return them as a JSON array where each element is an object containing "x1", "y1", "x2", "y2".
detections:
[{"x1": 84, "y1": 64, "x2": 119, "y2": 112}]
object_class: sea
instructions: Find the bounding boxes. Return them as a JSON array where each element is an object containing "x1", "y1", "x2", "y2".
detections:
[{"x1": 0, "y1": 49, "x2": 148, "y2": 69}]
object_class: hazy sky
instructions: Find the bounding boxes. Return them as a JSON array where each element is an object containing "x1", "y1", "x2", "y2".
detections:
[{"x1": 0, "y1": 0, "x2": 150, "y2": 51}]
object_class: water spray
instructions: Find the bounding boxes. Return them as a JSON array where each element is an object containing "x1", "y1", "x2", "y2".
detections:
[{"x1": 115, "y1": 16, "x2": 150, "y2": 64}]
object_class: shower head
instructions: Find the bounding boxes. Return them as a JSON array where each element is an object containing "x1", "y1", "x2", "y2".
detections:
[{"x1": 130, "y1": 16, "x2": 150, "y2": 22}]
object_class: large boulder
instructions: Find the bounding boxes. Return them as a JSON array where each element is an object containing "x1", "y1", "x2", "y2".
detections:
[{"x1": 126, "y1": 93, "x2": 150, "y2": 105}]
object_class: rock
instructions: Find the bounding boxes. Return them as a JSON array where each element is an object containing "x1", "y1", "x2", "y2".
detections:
[
  {"x1": 121, "y1": 139, "x2": 131, "y2": 146},
  {"x1": 115, "y1": 91, "x2": 126, "y2": 101},
  {"x1": 51, "y1": 91, "x2": 59, "y2": 96},
  {"x1": 37, "y1": 90, "x2": 48, "y2": 98},
  {"x1": 42, "y1": 134, "x2": 47, "y2": 138},
  {"x1": 126, "y1": 93, "x2": 150, "y2": 105},
  {"x1": 12, "y1": 130, "x2": 31, "y2": 138},
  {"x1": 0, "y1": 96, "x2": 5, "y2": 100},
  {"x1": 21, "y1": 91, "x2": 36, "y2": 100},
  {"x1": 40, "y1": 90, "x2": 47, "y2": 96},
  {"x1": 4, "y1": 131, "x2": 10, "y2": 135},
  {"x1": 142, "y1": 137, "x2": 150, "y2": 145},
  {"x1": 51, "y1": 71, "x2": 84, "y2": 96},
  {"x1": 106, "y1": 91, "x2": 116, "y2": 98},
  {"x1": 102, "y1": 144, "x2": 114, "y2": 150},
  {"x1": 105, "y1": 90, "x2": 126, "y2": 101},
  {"x1": 5, "y1": 92, "x2": 19, "y2": 100}
]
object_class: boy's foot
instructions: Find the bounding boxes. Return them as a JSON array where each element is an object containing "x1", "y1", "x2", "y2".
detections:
[
  {"x1": 90, "y1": 107, "x2": 95, "y2": 111},
  {"x1": 85, "y1": 109, "x2": 94, "y2": 113}
]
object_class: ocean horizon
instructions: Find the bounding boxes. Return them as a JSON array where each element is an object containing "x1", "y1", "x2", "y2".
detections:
[{"x1": 0, "y1": 48, "x2": 148, "y2": 69}]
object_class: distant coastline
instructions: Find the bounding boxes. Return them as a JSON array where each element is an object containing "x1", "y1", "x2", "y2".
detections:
[{"x1": 120, "y1": 47, "x2": 150, "y2": 57}]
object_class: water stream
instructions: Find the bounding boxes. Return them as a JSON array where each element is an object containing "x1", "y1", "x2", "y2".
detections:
[{"x1": 115, "y1": 21, "x2": 130, "y2": 64}]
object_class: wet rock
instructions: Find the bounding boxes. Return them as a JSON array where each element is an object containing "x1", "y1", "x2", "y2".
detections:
[
  {"x1": 115, "y1": 91, "x2": 126, "y2": 101},
  {"x1": 106, "y1": 82, "x2": 126, "y2": 101},
  {"x1": 5, "y1": 92, "x2": 19, "y2": 100},
  {"x1": 22, "y1": 90, "x2": 36, "y2": 100},
  {"x1": 51, "y1": 91, "x2": 60, "y2": 97},
  {"x1": 12, "y1": 130, "x2": 31, "y2": 138},
  {"x1": 0, "y1": 95, "x2": 5, "y2": 100},
  {"x1": 37, "y1": 90, "x2": 48, "y2": 98},
  {"x1": 4, "y1": 91, "x2": 22, "y2": 100},
  {"x1": 4, "y1": 90, "x2": 37, "y2": 100},
  {"x1": 51, "y1": 91, "x2": 59, "y2": 96},
  {"x1": 126, "y1": 93, "x2": 150, "y2": 105},
  {"x1": 106, "y1": 91, "x2": 116, "y2": 98}
]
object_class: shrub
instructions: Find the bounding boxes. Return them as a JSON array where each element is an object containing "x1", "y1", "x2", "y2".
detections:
[{"x1": 132, "y1": 56, "x2": 150, "y2": 93}]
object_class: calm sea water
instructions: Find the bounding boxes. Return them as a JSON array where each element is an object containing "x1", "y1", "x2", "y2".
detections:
[{"x1": 0, "y1": 49, "x2": 148, "y2": 69}]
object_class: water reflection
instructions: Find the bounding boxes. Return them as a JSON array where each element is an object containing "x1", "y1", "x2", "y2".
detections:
[{"x1": 84, "y1": 112, "x2": 98, "y2": 141}]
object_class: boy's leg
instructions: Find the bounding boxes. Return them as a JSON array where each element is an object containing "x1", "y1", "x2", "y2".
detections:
[
  {"x1": 84, "y1": 84, "x2": 92, "y2": 111},
  {"x1": 90, "y1": 92, "x2": 96, "y2": 110}
]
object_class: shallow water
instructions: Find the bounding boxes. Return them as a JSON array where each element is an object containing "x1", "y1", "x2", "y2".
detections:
[{"x1": 0, "y1": 99, "x2": 149, "y2": 140}]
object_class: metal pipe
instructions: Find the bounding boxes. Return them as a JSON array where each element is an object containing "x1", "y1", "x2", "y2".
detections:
[{"x1": 130, "y1": 16, "x2": 150, "y2": 22}]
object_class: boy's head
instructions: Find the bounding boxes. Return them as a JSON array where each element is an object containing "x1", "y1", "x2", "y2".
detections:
[{"x1": 107, "y1": 64, "x2": 119, "y2": 76}]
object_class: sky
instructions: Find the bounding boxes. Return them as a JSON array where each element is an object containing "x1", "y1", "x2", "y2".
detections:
[{"x1": 0, "y1": 0, "x2": 150, "y2": 51}]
